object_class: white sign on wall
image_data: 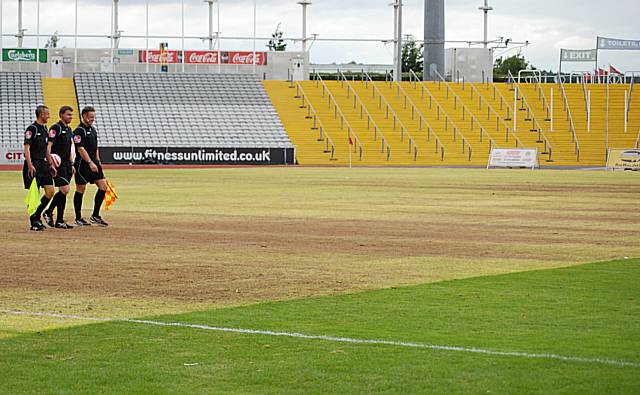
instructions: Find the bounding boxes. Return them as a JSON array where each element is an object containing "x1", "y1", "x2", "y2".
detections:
[
  {"x1": 0, "y1": 146, "x2": 25, "y2": 165},
  {"x1": 487, "y1": 149, "x2": 539, "y2": 169}
]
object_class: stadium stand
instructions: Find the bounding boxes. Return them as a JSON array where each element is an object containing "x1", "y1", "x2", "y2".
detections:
[
  {"x1": 0, "y1": 72, "x2": 43, "y2": 147},
  {"x1": 264, "y1": 76, "x2": 639, "y2": 167},
  {"x1": 42, "y1": 78, "x2": 80, "y2": 128},
  {"x1": 1, "y1": 70, "x2": 636, "y2": 167},
  {"x1": 74, "y1": 72, "x2": 293, "y2": 149},
  {"x1": 551, "y1": 83, "x2": 640, "y2": 164}
]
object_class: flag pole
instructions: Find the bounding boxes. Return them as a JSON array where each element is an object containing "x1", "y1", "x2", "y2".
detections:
[{"x1": 349, "y1": 134, "x2": 352, "y2": 169}]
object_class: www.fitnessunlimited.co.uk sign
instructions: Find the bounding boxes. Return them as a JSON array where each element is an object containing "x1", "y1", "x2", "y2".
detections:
[{"x1": 2, "y1": 48, "x2": 48, "y2": 63}]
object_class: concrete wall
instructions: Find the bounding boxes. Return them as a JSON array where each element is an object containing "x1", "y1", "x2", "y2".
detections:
[
  {"x1": 0, "y1": 49, "x2": 308, "y2": 80},
  {"x1": 445, "y1": 48, "x2": 494, "y2": 83}
]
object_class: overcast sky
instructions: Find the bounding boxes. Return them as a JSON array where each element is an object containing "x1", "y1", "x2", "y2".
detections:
[{"x1": 1, "y1": 0, "x2": 639, "y2": 71}]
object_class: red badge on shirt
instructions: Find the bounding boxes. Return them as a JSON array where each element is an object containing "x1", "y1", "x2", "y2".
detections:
[
  {"x1": 25, "y1": 130, "x2": 32, "y2": 139},
  {"x1": 74, "y1": 135, "x2": 82, "y2": 144},
  {"x1": 49, "y1": 130, "x2": 57, "y2": 139}
]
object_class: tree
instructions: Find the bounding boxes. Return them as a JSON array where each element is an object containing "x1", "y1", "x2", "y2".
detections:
[
  {"x1": 267, "y1": 23, "x2": 287, "y2": 51},
  {"x1": 45, "y1": 31, "x2": 59, "y2": 49},
  {"x1": 493, "y1": 53, "x2": 535, "y2": 78},
  {"x1": 401, "y1": 35, "x2": 423, "y2": 74}
]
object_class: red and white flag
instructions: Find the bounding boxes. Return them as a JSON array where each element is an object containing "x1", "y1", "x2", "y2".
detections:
[{"x1": 609, "y1": 65, "x2": 622, "y2": 75}]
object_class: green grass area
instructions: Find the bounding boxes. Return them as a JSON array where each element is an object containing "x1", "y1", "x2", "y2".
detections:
[{"x1": 1, "y1": 259, "x2": 638, "y2": 394}]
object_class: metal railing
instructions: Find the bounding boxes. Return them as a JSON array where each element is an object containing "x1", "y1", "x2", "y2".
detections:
[
  {"x1": 626, "y1": 73, "x2": 636, "y2": 128},
  {"x1": 399, "y1": 71, "x2": 473, "y2": 159},
  {"x1": 410, "y1": 69, "x2": 498, "y2": 156},
  {"x1": 491, "y1": 79, "x2": 555, "y2": 161},
  {"x1": 293, "y1": 81, "x2": 336, "y2": 160},
  {"x1": 336, "y1": 70, "x2": 391, "y2": 160},
  {"x1": 429, "y1": 71, "x2": 525, "y2": 149},
  {"x1": 363, "y1": 72, "x2": 434, "y2": 160},
  {"x1": 310, "y1": 72, "x2": 364, "y2": 160},
  {"x1": 508, "y1": 72, "x2": 558, "y2": 159},
  {"x1": 512, "y1": 71, "x2": 553, "y2": 122},
  {"x1": 360, "y1": 71, "x2": 419, "y2": 159},
  {"x1": 581, "y1": 77, "x2": 589, "y2": 116},
  {"x1": 558, "y1": 77, "x2": 581, "y2": 161},
  {"x1": 362, "y1": 71, "x2": 444, "y2": 160}
]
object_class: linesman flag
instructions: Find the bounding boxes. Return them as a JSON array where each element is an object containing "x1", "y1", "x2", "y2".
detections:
[
  {"x1": 24, "y1": 179, "x2": 40, "y2": 216},
  {"x1": 104, "y1": 180, "x2": 119, "y2": 211}
]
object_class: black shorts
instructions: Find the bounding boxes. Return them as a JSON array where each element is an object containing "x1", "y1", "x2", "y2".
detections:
[
  {"x1": 75, "y1": 160, "x2": 105, "y2": 185},
  {"x1": 54, "y1": 161, "x2": 73, "y2": 187},
  {"x1": 23, "y1": 160, "x2": 53, "y2": 189}
]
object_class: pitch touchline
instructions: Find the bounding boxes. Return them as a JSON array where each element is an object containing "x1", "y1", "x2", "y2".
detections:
[{"x1": 3, "y1": 310, "x2": 639, "y2": 368}]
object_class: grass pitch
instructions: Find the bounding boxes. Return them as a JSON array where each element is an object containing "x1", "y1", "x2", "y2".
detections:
[{"x1": 0, "y1": 167, "x2": 638, "y2": 393}]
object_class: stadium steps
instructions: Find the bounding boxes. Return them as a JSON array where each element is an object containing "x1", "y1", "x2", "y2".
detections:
[
  {"x1": 264, "y1": 79, "x2": 639, "y2": 167},
  {"x1": 263, "y1": 80, "x2": 342, "y2": 165},
  {"x1": 321, "y1": 80, "x2": 419, "y2": 165},
  {"x1": 347, "y1": 79, "x2": 448, "y2": 165},
  {"x1": 495, "y1": 83, "x2": 581, "y2": 165},
  {"x1": 468, "y1": 82, "x2": 555, "y2": 163},
  {"x1": 395, "y1": 81, "x2": 491, "y2": 166},
  {"x1": 299, "y1": 80, "x2": 393, "y2": 166},
  {"x1": 543, "y1": 83, "x2": 640, "y2": 164},
  {"x1": 42, "y1": 78, "x2": 80, "y2": 127},
  {"x1": 369, "y1": 81, "x2": 474, "y2": 165}
]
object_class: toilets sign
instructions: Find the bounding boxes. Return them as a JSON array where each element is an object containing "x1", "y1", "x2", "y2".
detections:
[{"x1": 597, "y1": 37, "x2": 640, "y2": 50}]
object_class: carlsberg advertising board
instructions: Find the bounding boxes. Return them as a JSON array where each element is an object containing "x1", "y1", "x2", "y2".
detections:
[{"x1": 2, "y1": 49, "x2": 48, "y2": 63}]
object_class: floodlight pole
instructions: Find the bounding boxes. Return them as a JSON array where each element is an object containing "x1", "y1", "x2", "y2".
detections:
[
  {"x1": 113, "y1": 0, "x2": 120, "y2": 48},
  {"x1": 17, "y1": 0, "x2": 23, "y2": 47},
  {"x1": 298, "y1": 1, "x2": 311, "y2": 78},
  {"x1": 36, "y1": 0, "x2": 39, "y2": 72},
  {"x1": 181, "y1": 0, "x2": 185, "y2": 73},
  {"x1": 74, "y1": 0, "x2": 78, "y2": 72},
  {"x1": 478, "y1": 0, "x2": 493, "y2": 48},
  {"x1": 391, "y1": 0, "x2": 403, "y2": 82},
  {"x1": 252, "y1": 0, "x2": 257, "y2": 74},
  {"x1": 0, "y1": 0, "x2": 3, "y2": 71},
  {"x1": 206, "y1": 0, "x2": 214, "y2": 50},
  {"x1": 217, "y1": 0, "x2": 221, "y2": 74},
  {"x1": 145, "y1": 0, "x2": 149, "y2": 73}
]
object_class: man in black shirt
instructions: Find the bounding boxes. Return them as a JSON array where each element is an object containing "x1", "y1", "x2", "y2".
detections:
[
  {"x1": 43, "y1": 106, "x2": 75, "y2": 229},
  {"x1": 22, "y1": 105, "x2": 55, "y2": 231},
  {"x1": 73, "y1": 106, "x2": 108, "y2": 226}
]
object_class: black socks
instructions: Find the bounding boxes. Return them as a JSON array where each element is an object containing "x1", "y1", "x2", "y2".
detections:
[
  {"x1": 75, "y1": 189, "x2": 106, "y2": 219},
  {"x1": 74, "y1": 192, "x2": 84, "y2": 220},
  {"x1": 33, "y1": 196, "x2": 51, "y2": 219},
  {"x1": 56, "y1": 193, "x2": 67, "y2": 223},
  {"x1": 45, "y1": 192, "x2": 66, "y2": 222},
  {"x1": 93, "y1": 190, "x2": 106, "y2": 218}
]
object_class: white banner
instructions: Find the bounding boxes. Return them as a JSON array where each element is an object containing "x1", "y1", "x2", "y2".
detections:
[
  {"x1": 0, "y1": 146, "x2": 25, "y2": 165},
  {"x1": 606, "y1": 149, "x2": 640, "y2": 171},
  {"x1": 487, "y1": 149, "x2": 538, "y2": 169}
]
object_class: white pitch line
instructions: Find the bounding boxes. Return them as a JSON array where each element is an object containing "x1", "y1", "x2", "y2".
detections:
[{"x1": 3, "y1": 310, "x2": 639, "y2": 368}]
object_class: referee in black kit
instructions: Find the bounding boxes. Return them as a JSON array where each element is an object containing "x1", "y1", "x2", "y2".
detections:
[
  {"x1": 23, "y1": 105, "x2": 55, "y2": 231},
  {"x1": 73, "y1": 106, "x2": 108, "y2": 227},
  {"x1": 42, "y1": 106, "x2": 75, "y2": 229}
]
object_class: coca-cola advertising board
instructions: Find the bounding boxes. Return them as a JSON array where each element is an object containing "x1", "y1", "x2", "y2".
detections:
[
  {"x1": 139, "y1": 50, "x2": 266, "y2": 65},
  {"x1": 226, "y1": 51, "x2": 267, "y2": 65},
  {"x1": 139, "y1": 50, "x2": 182, "y2": 64},
  {"x1": 185, "y1": 51, "x2": 220, "y2": 64}
]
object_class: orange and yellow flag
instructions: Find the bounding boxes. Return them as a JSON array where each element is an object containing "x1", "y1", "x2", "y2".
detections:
[{"x1": 104, "y1": 180, "x2": 118, "y2": 211}]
